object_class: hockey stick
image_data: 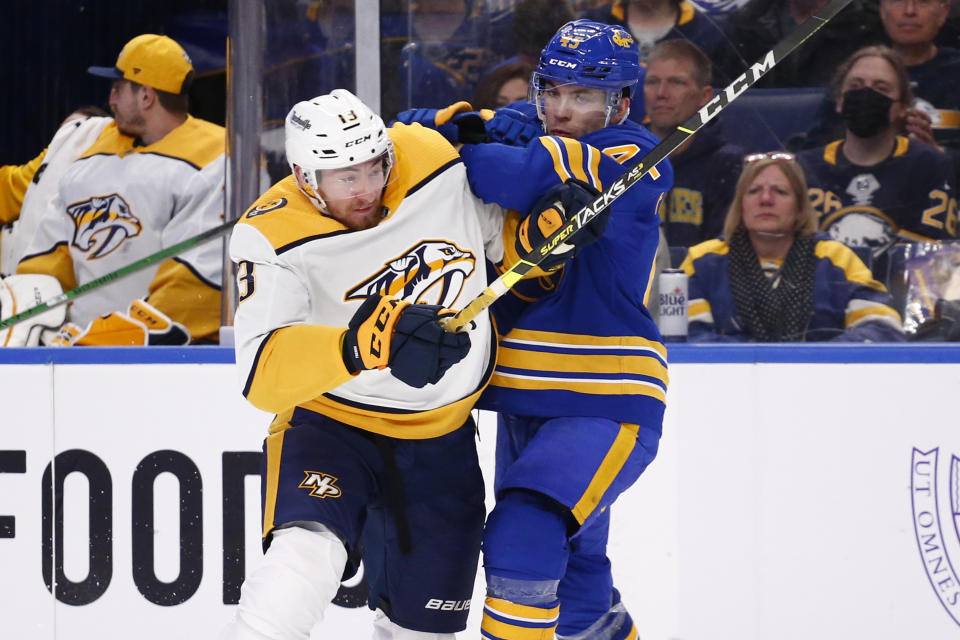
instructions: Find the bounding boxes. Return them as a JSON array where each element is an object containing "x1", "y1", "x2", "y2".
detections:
[
  {"x1": 442, "y1": 0, "x2": 853, "y2": 332},
  {"x1": 0, "y1": 219, "x2": 237, "y2": 332}
]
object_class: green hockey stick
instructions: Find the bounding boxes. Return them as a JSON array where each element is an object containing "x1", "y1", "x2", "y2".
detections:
[{"x1": 0, "y1": 219, "x2": 237, "y2": 332}]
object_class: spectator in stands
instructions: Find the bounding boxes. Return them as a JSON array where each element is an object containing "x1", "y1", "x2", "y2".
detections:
[
  {"x1": 15, "y1": 34, "x2": 225, "y2": 346},
  {"x1": 473, "y1": 59, "x2": 536, "y2": 109},
  {"x1": 882, "y1": 0, "x2": 960, "y2": 143},
  {"x1": 644, "y1": 39, "x2": 743, "y2": 247},
  {"x1": 797, "y1": 46, "x2": 957, "y2": 278},
  {"x1": 795, "y1": 0, "x2": 960, "y2": 153},
  {"x1": 725, "y1": 0, "x2": 885, "y2": 88},
  {"x1": 581, "y1": 0, "x2": 742, "y2": 83},
  {"x1": 681, "y1": 152, "x2": 905, "y2": 342}
]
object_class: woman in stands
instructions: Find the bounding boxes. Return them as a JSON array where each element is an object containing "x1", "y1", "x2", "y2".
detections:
[{"x1": 679, "y1": 152, "x2": 905, "y2": 342}]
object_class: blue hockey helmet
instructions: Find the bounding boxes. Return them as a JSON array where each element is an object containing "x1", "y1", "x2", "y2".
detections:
[
  {"x1": 532, "y1": 20, "x2": 641, "y2": 99},
  {"x1": 530, "y1": 20, "x2": 641, "y2": 127}
]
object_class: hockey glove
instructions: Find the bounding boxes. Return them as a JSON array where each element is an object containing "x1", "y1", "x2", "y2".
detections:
[
  {"x1": 517, "y1": 178, "x2": 605, "y2": 271},
  {"x1": 49, "y1": 299, "x2": 190, "y2": 347},
  {"x1": 342, "y1": 294, "x2": 411, "y2": 371},
  {"x1": 485, "y1": 102, "x2": 542, "y2": 147},
  {"x1": 387, "y1": 305, "x2": 471, "y2": 388},
  {"x1": 393, "y1": 102, "x2": 489, "y2": 144},
  {"x1": 342, "y1": 295, "x2": 471, "y2": 388}
]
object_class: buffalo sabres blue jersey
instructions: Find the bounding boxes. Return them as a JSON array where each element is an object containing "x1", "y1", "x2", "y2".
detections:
[
  {"x1": 460, "y1": 121, "x2": 673, "y2": 426},
  {"x1": 681, "y1": 235, "x2": 904, "y2": 342},
  {"x1": 798, "y1": 137, "x2": 958, "y2": 264}
]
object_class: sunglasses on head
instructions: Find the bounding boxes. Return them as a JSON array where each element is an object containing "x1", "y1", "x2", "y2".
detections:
[{"x1": 744, "y1": 152, "x2": 796, "y2": 164}]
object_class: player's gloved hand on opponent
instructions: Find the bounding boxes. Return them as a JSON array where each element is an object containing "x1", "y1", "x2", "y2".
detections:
[
  {"x1": 393, "y1": 102, "x2": 489, "y2": 145},
  {"x1": 49, "y1": 299, "x2": 190, "y2": 346},
  {"x1": 517, "y1": 178, "x2": 605, "y2": 271},
  {"x1": 484, "y1": 101, "x2": 543, "y2": 147},
  {"x1": 341, "y1": 294, "x2": 471, "y2": 388}
]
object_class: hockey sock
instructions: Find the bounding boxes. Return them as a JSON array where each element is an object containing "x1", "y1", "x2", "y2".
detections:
[{"x1": 481, "y1": 490, "x2": 571, "y2": 639}]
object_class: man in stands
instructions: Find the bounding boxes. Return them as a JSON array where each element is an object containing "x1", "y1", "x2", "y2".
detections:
[
  {"x1": 644, "y1": 39, "x2": 743, "y2": 247},
  {"x1": 15, "y1": 34, "x2": 226, "y2": 346}
]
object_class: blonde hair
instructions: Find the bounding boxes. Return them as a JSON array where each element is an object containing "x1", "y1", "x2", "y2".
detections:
[{"x1": 722, "y1": 156, "x2": 818, "y2": 240}]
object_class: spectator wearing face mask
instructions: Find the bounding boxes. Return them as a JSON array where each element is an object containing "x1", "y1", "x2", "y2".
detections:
[{"x1": 797, "y1": 45, "x2": 957, "y2": 279}]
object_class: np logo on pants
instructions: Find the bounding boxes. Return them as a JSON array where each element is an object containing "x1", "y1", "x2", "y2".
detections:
[{"x1": 298, "y1": 471, "x2": 342, "y2": 498}]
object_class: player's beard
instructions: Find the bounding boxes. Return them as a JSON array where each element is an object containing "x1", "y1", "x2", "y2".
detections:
[{"x1": 113, "y1": 108, "x2": 147, "y2": 139}]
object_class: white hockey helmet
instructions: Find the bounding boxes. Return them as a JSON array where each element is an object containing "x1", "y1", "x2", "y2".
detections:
[{"x1": 285, "y1": 89, "x2": 395, "y2": 213}]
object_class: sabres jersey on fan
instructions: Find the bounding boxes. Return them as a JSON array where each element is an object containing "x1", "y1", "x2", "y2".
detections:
[
  {"x1": 17, "y1": 116, "x2": 225, "y2": 340},
  {"x1": 681, "y1": 235, "x2": 904, "y2": 342},
  {"x1": 232, "y1": 123, "x2": 507, "y2": 440},
  {"x1": 460, "y1": 121, "x2": 673, "y2": 426},
  {"x1": 798, "y1": 137, "x2": 958, "y2": 270}
]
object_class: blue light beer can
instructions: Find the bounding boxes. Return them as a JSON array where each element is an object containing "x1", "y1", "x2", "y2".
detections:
[{"x1": 658, "y1": 269, "x2": 688, "y2": 342}]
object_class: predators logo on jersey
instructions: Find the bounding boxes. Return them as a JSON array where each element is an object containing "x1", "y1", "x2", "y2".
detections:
[
  {"x1": 298, "y1": 471, "x2": 342, "y2": 499},
  {"x1": 66, "y1": 193, "x2": 142, "y2": 259},
  {"x1": 345, "y1": 240, "x2": 476, "y2": 307}
]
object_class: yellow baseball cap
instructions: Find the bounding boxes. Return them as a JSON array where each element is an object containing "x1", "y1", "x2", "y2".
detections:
[{"x1": 88, "y1": 34, "x2": 193, "y2": 95}]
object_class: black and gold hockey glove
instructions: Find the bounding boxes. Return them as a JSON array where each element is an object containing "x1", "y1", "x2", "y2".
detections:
[
  {"x1": 517, "y1": 178, "x2": 604, "y2": 271},
  {"x1": 342, "y1": 295, "x2": 471, "y2": 388}
]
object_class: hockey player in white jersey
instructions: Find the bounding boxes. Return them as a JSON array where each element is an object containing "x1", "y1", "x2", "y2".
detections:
[
  {"x1": 15, "y1": 34, "x2": 225, "y2": 346},
  {"x1": 221, "y1": 89, "x2": 603, "y2": 640}
]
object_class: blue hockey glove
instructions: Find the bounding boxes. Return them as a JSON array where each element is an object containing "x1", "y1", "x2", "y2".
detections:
[
  {"x1": 393, "y1": 102, "x2": 489, "y2": 144},
  {"x1": 485, "y1": 102, "x2": 542, "y2": 147},
  {"x1": 342, "y1": 295, "x2": 471, "y2": 388},
  {"x1": 517, "y1": 178, "x2": 604, "y2": 270},
  {"x1": 388, "y1": 304, "x2": 471, "y2": 388}
]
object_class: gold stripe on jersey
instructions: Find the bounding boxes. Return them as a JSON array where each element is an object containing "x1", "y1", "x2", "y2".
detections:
[
  {"x1": 382, "y1": 123, "x2": 460, "y2": 215},
  {"x1": 899, "y1": 228, "x2": 940, "y2": 243},
  {"x1": 300, "y1": 377, "x2": 488, "y2": 440},
  {"x1": 824, "y1": 136, "x2": 910, "y2": 165},
  {"x1": 17, "y1": 243, "x2": 78, "y2": 293},
  {"x1": 814, "y1": 240, "x2": 886, "y2": 290},
  {"x1": 893, "y1": 135, "x2": 909, "y2": 157},
  {"x1": 504, "y1": 328, "x2": 668, "y2": 359},
  {"x1": 571, "y1": 422, "x2": 639, "y2": 523},
  {"x1": 937, "y1": 109, "x2": 960, "y2": 129},
  {"x1": 496, "y1": 344, "x2": 668, "y2": 382},
  {"x1": 147, "y1": 258, "x2": 222, "y2": 342},
  {"x1": 490, "y1": 372, "x2": 666, "y2": 402},
  {"x1": 538, "y1": 137, "x2": 603, "y2": 189},
  {"x1": 239, "y1": 177, "x2": 347, "y2": 251},
  {"x1": 846, "y1": 302, "x2": 901, "y2": 327},
  {"x1": 680, "y1": 238, "x2": 728, "y2": 276},
  {"x1": 78, "y1": 117, "x2": 224, "y2": 169},
  {"x1": 262, "y1": 426, "x2": 287, "y2": 538},
  {"x1": 0, "y1": 147, "x2": 46, "y2": 224},
  {"x1": 688, "y1": 299, "x2": 712, "y2": 320},
  {"x1": 244, "y1": 324, "x2": 356, "y2": 414}
]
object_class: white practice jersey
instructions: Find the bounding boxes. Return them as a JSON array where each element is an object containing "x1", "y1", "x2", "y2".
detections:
[
  {"x1": 18, "y1": 117, "x2": 225, "y2": 339},
  {"x1": 232, "y1": 123, "x2": 506, "y2": 439}
]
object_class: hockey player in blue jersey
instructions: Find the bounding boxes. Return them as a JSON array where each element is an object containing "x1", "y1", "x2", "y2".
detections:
[{"x1": 398, "y1": 19, "x2": 673, "y2": 640}]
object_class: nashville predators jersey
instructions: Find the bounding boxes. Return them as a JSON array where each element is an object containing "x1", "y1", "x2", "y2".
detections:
[
  {"x1": 232, "y1": 123, "x2": 507, "y2": 440},
  {"x1": 459, "y1": 121, "x2": 674, "y2": 426},
  {"x1": 17, "y1": 116, "x2": 225, "y2": 341},
  {"x1": 798, "y1": 137, "x2": 958, "y2": 261}
]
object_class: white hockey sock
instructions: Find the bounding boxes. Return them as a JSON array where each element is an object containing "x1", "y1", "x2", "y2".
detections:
[
  {"x1": 371, "y1": 609, "x2": 456, "y2": 640},
  {"x1": 220, "y1": 525, "x2": 348, "y2": 640}
]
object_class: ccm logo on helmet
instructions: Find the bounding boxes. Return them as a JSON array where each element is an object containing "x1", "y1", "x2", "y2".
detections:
[
  {"x1": 345, "y1": 134, "x2": 373, "y2": 147},
  {"x1": 549, "y1": 58, "x2": 577, "y2": 69}
]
